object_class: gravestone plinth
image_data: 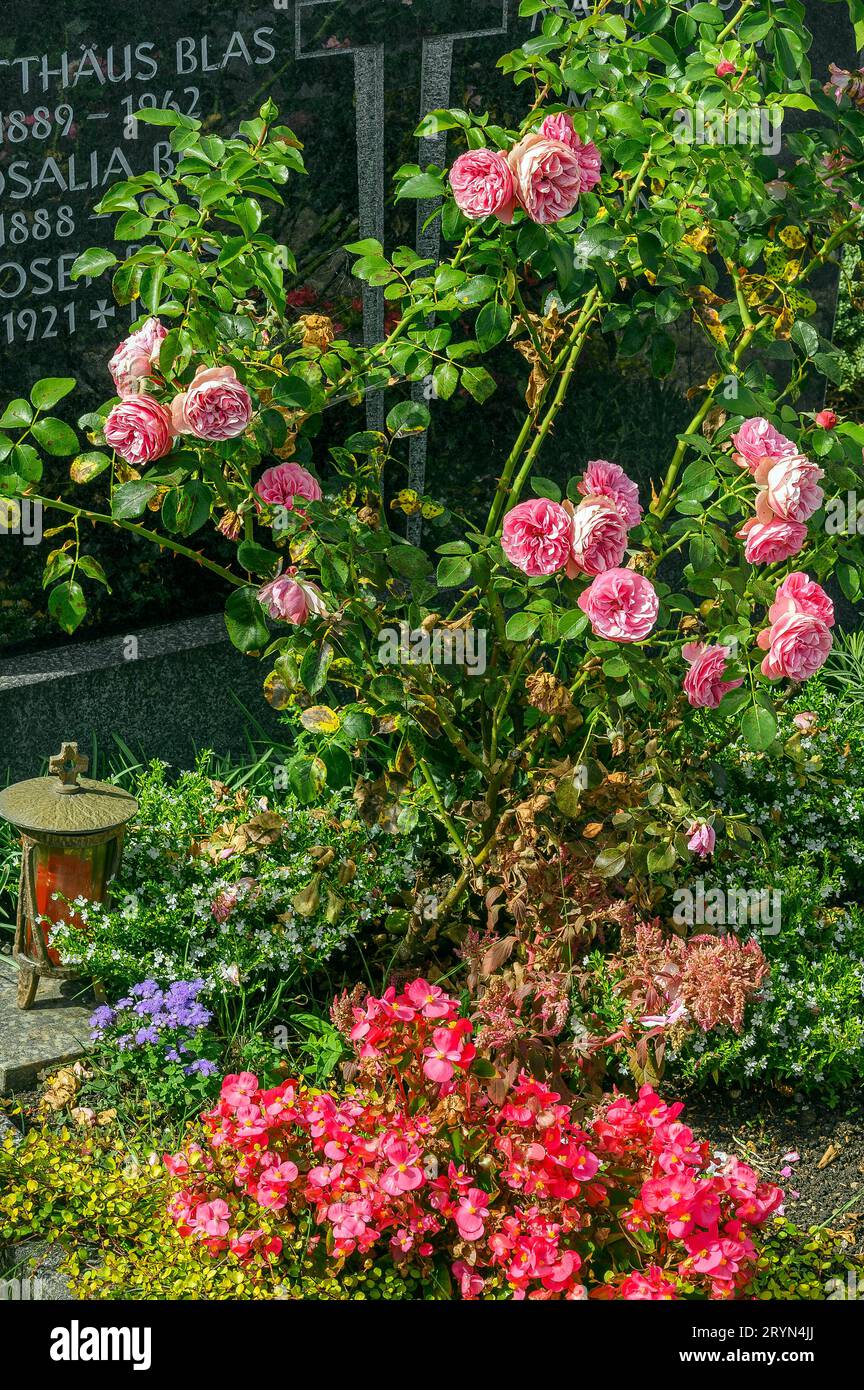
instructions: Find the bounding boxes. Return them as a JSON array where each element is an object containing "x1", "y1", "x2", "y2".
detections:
[{"x1": 0, "y1": 956, "x2": 90, "y2": 1093}]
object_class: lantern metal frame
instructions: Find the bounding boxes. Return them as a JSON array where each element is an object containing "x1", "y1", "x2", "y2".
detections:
[{"x1": 0, "y1": 742, "x2": 137, "y2": 1011}]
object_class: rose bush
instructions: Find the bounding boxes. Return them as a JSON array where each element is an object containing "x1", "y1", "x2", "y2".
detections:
[{"x1": 1, "y1": 1, "x2": 863, "y2": 929}]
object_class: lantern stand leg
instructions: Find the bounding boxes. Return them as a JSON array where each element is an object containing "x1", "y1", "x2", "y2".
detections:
[
  {"x1": 92, "y1": 979, "x2": 108, "y2": 1005},
  {"x1": 16, "y1": 964, "x2": 38, "y2": 1010}
]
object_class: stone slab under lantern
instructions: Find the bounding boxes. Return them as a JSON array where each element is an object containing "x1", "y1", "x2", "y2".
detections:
[{"x1": 0, "y1": 957, "x2": 90, "y2": 1094}]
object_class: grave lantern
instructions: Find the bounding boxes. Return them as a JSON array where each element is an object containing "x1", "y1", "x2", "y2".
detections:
[{"x1": 0, "y1": 742, "x2": 137, "y2": 1010}]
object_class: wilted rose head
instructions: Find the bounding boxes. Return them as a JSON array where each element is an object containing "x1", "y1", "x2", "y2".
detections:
[{"x1": 257, "y1": 574, "x2": 327, "y2": 625}]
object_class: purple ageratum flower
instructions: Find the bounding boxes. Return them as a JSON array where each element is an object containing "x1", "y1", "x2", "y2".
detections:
[
  {"x1": 184, "y1": 1058, "x2": 218, "y2": 1077},
  {"x1": 88, "y1": 1004, "x2": 115, "y2": 1031},
  {"x1": 130, "y1": 979, "x2": 161, "y2": 998},
  {"x1": 134, "y1": 1025, "x2": 160, "y2": 1046},
  {"x1": 165, "y1": 1048, "x2": 183, "y2": 1062}
]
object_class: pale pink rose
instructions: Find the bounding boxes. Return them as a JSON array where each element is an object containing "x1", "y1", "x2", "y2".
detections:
[
  {"x1": 730, "y1": 417, "x2": 797, "y2": 475},
  {"x1": 257, "y1": 574, "x2": 327, "y2": 625},
  {"x1": 254, "y1": 461, "x2": 322, "y2": 511},
  {"x1": 738, "y1": 516, "x2": 807, "y2": 564},
  {"x1": 687, "y1": 822, "x2": 716, "y2": 857},
  {"x1": 758, "y1": 612, "x2": 832, "y2": 680},
  {"x1": 577, "y1": 568, "x2": 659, "y2": 642},
  {"x1": 507, "y1": 132, "x2": 582, "y2": 224},
  {"x1": 104, "y1": 395, "x2": 174, "y2": 465},
  {"x1": 108, "y1": 317, "x2": 167, "y2": 396},
  {"x1": 449, "y1": 148, "x2": 516, "y2": 223},
  {"x1": 763, "y1": 456, "x2": 823, "y2": 523},
  {"x1": 768, "y1": 572, "x2": 834, "y2": 628},
  {"x1": 501, "y1": 497, "x2": 572, "y2": 576},
  {"x1": 569, "y1": 496, "x2": 628, "y2": 576},
  {"x1": 757, "y1": 612, "x2": 832, "y2": 681},
  {"x1": 538, "y1": 113, "x2": 602, "y2": 191},
  {"x1": 681, "y1": 642, "x2": 743, "y2": 709},
  {"x1": 171, "y1": 365, "x2": 252, "y2": 441},
  {"x1": 577, "y1": 459, "x2": 642, "y2": 530},
  {"x1": 792, "y1": 711, "x2": 818, "y2": 733},
  {"x1": 715, "y1": 60, "x2": 737, "y2": 77}
]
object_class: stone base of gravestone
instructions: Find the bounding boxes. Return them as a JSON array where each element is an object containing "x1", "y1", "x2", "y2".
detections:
[
  {"x1": 0, "y1": 613, "x2": 281, "y2": 784},
  {"x1": 0, "y1": 957, "x2": 90, "y2": 1094}
]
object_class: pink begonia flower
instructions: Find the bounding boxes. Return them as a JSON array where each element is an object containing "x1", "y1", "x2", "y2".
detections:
[
  {"x1": 538, "y1": 112, "x2": 602, "y2": 191},
  {"x1": 687, "y1": 822, "x2": 716, "y2": 858},
  {"x1": 577, "y1": 459, "x2": 642, "y2": 529},
  {"x1": 108, "y1": 317, "x2": 167, "y2": 396},
  {"x1": 454, "y1": 1188, "x2": 489, "y2": 1241},
  {"x1": 792, "y1": 711, "x2": 817, "y2": 733},
  {"x1": 507, "y1": 132, "x2": 582, "y2": 224},
  {"x1": 577, "y1": 568, "x2": 659, "y2": 642},
  {"x1": 452, "y1": 1260, "x2": 486, "y2": 1299},
  {"x1": 761, "y1": 456, "x2": 824, "y2": 523},
  {"x1": 730, "y1": 417, "x2": 797, "y2": 475},
  {"x1": 815, "y1": 409, "x2": 837, "y2": 429},
  {"x1": 681, "y1": 642, "x2": 743, "y2": 709},
  {"x1": 757, "y1": 612, "x2": 833, "y2": 681},
  {"x1": 171, "y1": 365, "x2": 253, "y2": 441},
  {"x1": 449, "y1": 148, "x2": 516, "y2": 222},
  {"x1": 258, "y1": 574, "x2": 327, "y2": 624},
  {"x1": 404, "y1": 978, "x2": 453, "y2": 1019},
  {"x1": 220, "y1": 1072, "x2": 259, "y2": 1107},
  {"x1": 380, "y1": 1139, "x2": 425, "y2": 1195},
  {"x1": 569, "y1": 496, "x2": 628, "y2": 576},
  {"x1": 715, "y1": 60, "x2": 737, "y2": 77},
  {"x1": 105, "y1": 395, "x2": 174, "y2": 465},
  {"x1": 738, "y1": 516, "x2": 808, "y2": 564},
  {"x1": 501, "y1": 496, "x2": 572, "y2": 576},
  {"x1": 768, "y1": 572, "x2": 834, "y2": 628},
  {"x1": 422, "y1": 1026, "x2": 468, "y2": 1084},
  {"x1": 194, "y1": 1199, "x2": 230, "y2": 1238},
  {"x1": 254, "y1": 460, "x2": 322, "y2": 511}
]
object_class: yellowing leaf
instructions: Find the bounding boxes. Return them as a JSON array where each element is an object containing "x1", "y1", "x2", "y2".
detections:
[{"x1": 300, "y1": 704, "x2": 341, "y2": 734}]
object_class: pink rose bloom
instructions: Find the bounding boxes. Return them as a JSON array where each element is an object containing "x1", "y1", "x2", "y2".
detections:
[
  {"x1": 768, "y1": 571, "x2": 834, "y2": 628},
  {"x1": 730, "y1": 417, "x2": 797, "y2": 475},
  {"x1": 171, "y1": 365, "x2": 252, "y2": 441},
  {"x1": 815, "y1": 408, "x2": 837, "y2": 429},
  {"x1": 569, "y1": 496, "x2": 628, "y2": 576},
  {"x1": 108, "y1": 317, "x2": 167, "y2": 396},
  {"x1": 105, "y1": 395, "x2": 174, "y2": 465},
  {"x1": 449, "y1": 148, "x2": 516, "y2": 222},
  {"x1": 538, "y1": 113, "x2": 602, "y2": 191},
  {"x1": 687, "y1": 822, "x2": 716, "y2": 858},
  {"x1": 577, "y1": 568, "x2": 659, "y2": 642},
  {"x1": 681, "y1": 642, "x2": 744, "y2": 709},
  {"x1": 715, "y1": 60, "x2": 737, "y2": 77},
  {"x1": 501, "y1": 497, "x2": 572, "y2": 576},
  {"x1": 507, "y1": 132, "x2": 582, "y2": 224},
  {"x1": 762, "y1": 456, "x2": 823, "y2": 523},
  {"x1": 758, "y1": 612, "x2": 833, "y2": 681},
  {"x1": 577, "y1": 459, "x2": 642, "y2": 530},
  {"x1": 738, "y1": 516, "x2": 807, "y2": 564},
  {"x1": 254, "y1": 461, "x2": 322, "y2": 511},
  {"x1": 258, "y1": 574, "x2": 326, "y2": 624},
  {"x1": 792, "y1": 711, "x2": 818, "y2": 733}
]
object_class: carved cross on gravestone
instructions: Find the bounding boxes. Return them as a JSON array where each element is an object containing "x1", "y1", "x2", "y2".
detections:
[{"x1": 296, "y1": 0, "x2": 510, "y2": 537}]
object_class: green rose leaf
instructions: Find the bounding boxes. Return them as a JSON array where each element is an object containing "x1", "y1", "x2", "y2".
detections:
[
  {"x1": 48, "y1": 579, "x2": 87, "y2": 634},
  {"x1": 30, "y1": 378, "x2": 76, "y2": 411},
  {"x1": 741, "y1": 705, "x2": 777, "y2": 751},
  {"x1": 225, "y1": 585, "x2": 270, "y2": 654},
  {"x1": 70, "y1": 248, "x2": 119, "y2": 281},
  {"x1": 112, "y1": 480, "x2": 158, "y2": 519},
  {"x1": 31, "y1": 418, "x2": 79, "y2": 457}
]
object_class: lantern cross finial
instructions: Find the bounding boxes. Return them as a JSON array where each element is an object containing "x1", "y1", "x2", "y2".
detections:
[{"x1": 48, "y1": 741, "x2": 89, "y2": 788}]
